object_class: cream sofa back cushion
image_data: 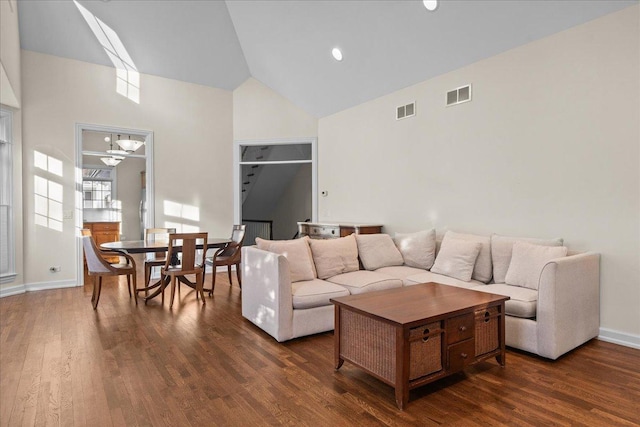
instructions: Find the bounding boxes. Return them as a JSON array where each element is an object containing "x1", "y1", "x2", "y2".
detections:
[
  {"x1": 431, "y1": 238, "x2": 481, "y2": 282},
  {"x1": 393, "y1": 229, "x2": 436, "y2": 270},
  {"x1": 445, "y1": 231, "x2": 492, "y2": 283},
  {"x1": 309, "y1": 234, "x2": 360, "y2": 280},
  {"x1": 256, "y1": 236, "x2": 316, "y2": 282},
  {"x1": 491, "y1": 234, "x2": 564, "y2": 283},
  {"x1": 505, "y1": 241, "x2": 568, "y2": 290},
  {"x1": 356, "y1": 233, "x2": 404, "y2": 271}
]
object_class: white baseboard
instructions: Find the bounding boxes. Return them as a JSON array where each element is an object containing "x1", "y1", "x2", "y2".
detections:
[
  {"x1": 598, "y1": 327, "x2": 640, "y2": 350},
  {"x1": 26, "y1": 279, "x2": 80, "y2": 292},
  {"x1": 0, "y1": 284, "x2": 26, "y2": 298},
  {"x1": 0, "y1": 279, "x2": 80, "y2": 298}
]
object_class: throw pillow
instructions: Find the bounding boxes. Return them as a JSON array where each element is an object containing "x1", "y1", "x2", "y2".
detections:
[
  {"x1": 308, "y1": 234, "x2": 360, "y2": 280},
  {"x1": 445, "y1": 231, "x2": 492, "y2": 283},
  {"x1": 255, "y1": 236, "x2": 316, "y2": 282},
  {"x1": 505, "y1": 241, "x2": 568, "y2": 290},
  {"x1": 430, "y1": 238, "x2": 482, "y2": 282},
  {"x1": 491, "y1": 234, "x2": 564, "y2": 283},
  {"x1": 355, "y1": 233, "x2": 404, "y2": 271},
  {"x1": 393, "y1": 229, "x2": 436, "y2": 270}
]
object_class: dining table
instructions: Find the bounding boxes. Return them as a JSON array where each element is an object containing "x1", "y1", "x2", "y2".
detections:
[{"x1": 100, "y1": 237, "x2": 231, "y2": 303}]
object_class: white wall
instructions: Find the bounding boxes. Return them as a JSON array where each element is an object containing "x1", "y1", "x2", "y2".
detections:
[
  {"x1": 318, "y1": 7, "x2": 640, "y2": 339},
  {"x1": 0, "y1": 0, "x2": 24, "y2": 293},
  {"x1": 21, "y1": 50, "x2": 233, "y2": 287},
  {"x1": 233, "y1": 77, "x2": 317, "y2": 140}
]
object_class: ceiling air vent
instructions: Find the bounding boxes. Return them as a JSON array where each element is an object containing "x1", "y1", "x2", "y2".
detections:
[
  {"x1": 446, "y1": 84, "x2": 472, "y2": 107},
  {"x1": 396, "y1": 102, "x2": 416, "y2": 120}
]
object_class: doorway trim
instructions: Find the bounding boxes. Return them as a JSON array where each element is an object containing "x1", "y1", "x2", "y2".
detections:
[
  {"x1": 74, "y1": 123, "x2": 155, "y2": 285},
  {"x1": 233, "y1": 137, "x2": 317, "y2": 225}
]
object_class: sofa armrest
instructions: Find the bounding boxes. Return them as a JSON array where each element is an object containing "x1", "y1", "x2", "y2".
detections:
[
  {"x1": 537, "y1": 252, "x2": 600, "y2": 359},
  {"x1": 241, "y1": 246, "x2": 294, "y2": 342}
]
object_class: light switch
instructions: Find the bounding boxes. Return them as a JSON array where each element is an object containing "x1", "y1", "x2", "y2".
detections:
[{"x1": 63, "y1": 210, "x2": 74, "y2": 219}]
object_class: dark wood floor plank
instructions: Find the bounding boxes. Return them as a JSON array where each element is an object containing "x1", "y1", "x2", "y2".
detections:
[{"x1": 1, "y1": 269, "x2": 640, "y2": 426}]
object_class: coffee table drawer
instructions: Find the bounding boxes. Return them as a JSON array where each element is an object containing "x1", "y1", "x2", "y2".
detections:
[
  {"x1": 446, "y1": 313, "x2": 474, "y2": 343},
  {"x1": 409, "y1": 322, "x2": 443, "y2": 380},
  {"x1": 448, "y1": 339, "x2": 475, "y2": 372}
]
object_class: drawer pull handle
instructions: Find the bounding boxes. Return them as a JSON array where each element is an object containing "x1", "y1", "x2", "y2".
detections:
[
  {"x1": 461, "y1": 353, "x2": 468, "y2": 359},
  {"x1": 484, "y1": 311, "x2": 491, "y2": 323},
  {"x1": 421, "y1": 328, "x2": 430, "y2": 342},
  {"x1": 459, "y1": 325, "x2": 467, "y2": 332}
]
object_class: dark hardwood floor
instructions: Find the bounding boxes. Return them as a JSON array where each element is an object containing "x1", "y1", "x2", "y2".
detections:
[{"x1": 1, "y1": 263, "x2": 639, "y2": 426}]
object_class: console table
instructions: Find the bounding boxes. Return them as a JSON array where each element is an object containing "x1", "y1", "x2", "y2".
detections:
[{"x1": 297, "y1": 222, "x2": 382, "y2": 239}]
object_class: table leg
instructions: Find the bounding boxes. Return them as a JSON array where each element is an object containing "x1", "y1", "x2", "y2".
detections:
[
  {"x1": 395, "y1": 327, "x2": 410, "y2": 410},
  {"x1": 334, "y1": 305, "x2": 344, "y2": 370},
  {"x1": 141, "y1": 275, "x2": 170, "y2": 302},
  {"x1": 497, "y1": 303, "x2": 506, "y2": 367}
]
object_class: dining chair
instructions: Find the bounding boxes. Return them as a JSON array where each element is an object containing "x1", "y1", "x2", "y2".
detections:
[
  {"x1": 81, "y1": 229, "x2": 137, "y2": 309},
  {"x1": 161, "y1": 232, "x2": 208, "y2": 308},
  {"x1": 205, "y1": 224, "x2": 246, "y2": 296},
  {"x1": 143, "y1": 227, "x2": 176, "y2": 292}
]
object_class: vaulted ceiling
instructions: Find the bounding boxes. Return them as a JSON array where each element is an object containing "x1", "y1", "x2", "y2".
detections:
[{"x1": 17, "y1": 0, "x2": 637, "y2": 117}]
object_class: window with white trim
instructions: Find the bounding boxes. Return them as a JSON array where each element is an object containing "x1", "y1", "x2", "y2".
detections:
[{"x1": 0, "y1": 109, "x2": 16, "y2": 283}]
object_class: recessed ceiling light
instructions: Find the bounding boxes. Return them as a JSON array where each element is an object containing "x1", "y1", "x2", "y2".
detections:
[
  {"x1": 331, "y1": 47, "x2": 343, "y2": 62},
  {"x1": 423, "y1": 0, "x2": 438, "y2": 11}
]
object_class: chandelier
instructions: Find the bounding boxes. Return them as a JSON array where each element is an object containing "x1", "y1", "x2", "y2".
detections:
[
  {"x1": 115, "y1": 134, "x2": 145, "y2": 152},
  {"x1": 100, "y1": 135, "x2": 125, "y2": 167}
]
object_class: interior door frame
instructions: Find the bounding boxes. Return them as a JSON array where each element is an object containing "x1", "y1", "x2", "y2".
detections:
[
  {"x1": 233, "y1": 137, "x2": 317, "y2": 225},
  {"x1": 74, "y1": 123, "x2": 155, "y2": 285}
]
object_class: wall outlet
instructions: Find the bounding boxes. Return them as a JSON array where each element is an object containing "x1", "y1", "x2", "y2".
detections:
[
  {"x1": 49, "y1": 266, "x2": 61, "y2": 273},
  {"x1": 63, "y1": 210, "x2": 73, "y2": 220}
]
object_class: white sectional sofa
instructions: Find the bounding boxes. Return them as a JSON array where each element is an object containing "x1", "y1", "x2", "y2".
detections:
[{"x1": 241, "y1": 230, "x2": 600, "y2": 360}]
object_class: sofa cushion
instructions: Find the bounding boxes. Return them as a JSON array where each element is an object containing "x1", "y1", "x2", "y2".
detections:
[
  {"x1": 430, "y1": 237, "x2": 481, "y2": 282},
  {"x1": 327, "y1": 270, "x2": 403, "y2": 295},
  {"x1": 477, "y1": 284, "x2": 538, "y2": 318},
  {"x1": 404, "y1": 271, "x2": 484, "y2": 290},
  {"x1": 291, "y1": 279, "x2": 350, "y2": 310},
  {"x1": 255, "y1": 236, "x2": 316, "y2": 282},
  {"x1": 356, "y1": 233, "x2": 404, "y2": 270},
  {"x1": 491, "y1": 234, "x2": 564, "y2": 284},
  {"x1": 445, "y1": 231, "x2": 492, "y2": 283},
  {"x1": 393, "y1": 229, "x2": 436, "y2": 270},
  {"x1": 505, "y1": 241, "x2": 568, "y2": 290},
  {"x1": 375, "y1": 265, "x2": 430, "y2": 286},
  {"x1": 308, "y1": 234, "x2": 359, "y2": 280}
]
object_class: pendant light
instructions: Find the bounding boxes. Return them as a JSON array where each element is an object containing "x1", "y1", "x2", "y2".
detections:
[
  {"x1": 101, "y1": 134, "x2": 124, "y2": 167},
  {"x1": 116, "y1": 134, "x2": 144, "y2": 152}
]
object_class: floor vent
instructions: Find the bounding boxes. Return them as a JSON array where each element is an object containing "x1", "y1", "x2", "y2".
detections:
[
  {"x1": 446, "y1": 84, "x2": 472, "y2": 106},
  {"x1": 396, "y1": 102, "x2": 416, "y2": 120}
]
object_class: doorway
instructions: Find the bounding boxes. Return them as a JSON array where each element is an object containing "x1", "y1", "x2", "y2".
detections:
[
  {"x1": 74, "y1": 123, "x2": 154, "y2": 284},
  {"x1": 234, "y1": 138, "x2": 317, "y2": 244}
]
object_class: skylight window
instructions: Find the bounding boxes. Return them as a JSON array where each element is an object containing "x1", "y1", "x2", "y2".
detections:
[{"x1": 73, "y1": 0, "x2": 140, "y2": 103}]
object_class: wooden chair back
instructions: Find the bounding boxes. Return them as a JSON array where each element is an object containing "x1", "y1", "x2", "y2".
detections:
[
  {"x1": 144, "y1": 227, "x2": 176, "y2": 260},
  {"x1": 219, "y1": 224, "x2": 246, "y2": 259},
  {"x1": 81, "y1": 228, "x2": 137, "y2": 309},
  {"x1": 81, "y1": 230, "x2": 114, "y2": 274},
  {"x1": 164, "y1": 232, "x2": 208, "y2": 274},
  {"x1": 204, "y1": 225, "x2": 246, "y2": 293}
]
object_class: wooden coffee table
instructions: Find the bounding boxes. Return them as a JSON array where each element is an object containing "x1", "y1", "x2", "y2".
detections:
[{"x1": 331, "y1": 282, "x2": 509, "y2": 410}]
